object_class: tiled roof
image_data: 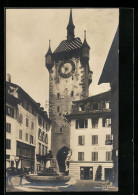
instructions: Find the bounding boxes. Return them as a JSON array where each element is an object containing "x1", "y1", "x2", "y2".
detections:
[
  {"x1": 72, "y1": 90, "x2": 111, "y2": 104},
  {"x1": 53, "y1": 37, "x2": 82, "y2": 54}
]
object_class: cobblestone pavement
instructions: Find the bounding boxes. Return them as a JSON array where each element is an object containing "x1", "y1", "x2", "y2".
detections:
[{"x1": 6, "y1": 176, "x2": 118, "y2": 192}]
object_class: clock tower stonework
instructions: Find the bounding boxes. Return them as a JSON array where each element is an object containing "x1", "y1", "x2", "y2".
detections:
[{"x1": 45, "y1": 9, "x2": 92, "y2": 172}]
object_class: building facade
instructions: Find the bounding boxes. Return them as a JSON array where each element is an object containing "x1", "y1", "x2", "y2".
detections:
[
  {"x1": 66, "y1": 91, "x2": 114, "y2": 181},
  {"x1": 6, "y1": 80, "x2": 52, "y2": 173},
  {"x1": 45, "y1": 9, "x2": 92, "y2": 172},
  {"x1": 98, "y1": 27, "x2": 118, "y2": 186}
]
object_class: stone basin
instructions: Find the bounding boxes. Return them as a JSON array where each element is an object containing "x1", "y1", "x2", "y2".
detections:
[{"x1": 26, "y1": 174, "x2": 71, "y2": 183}]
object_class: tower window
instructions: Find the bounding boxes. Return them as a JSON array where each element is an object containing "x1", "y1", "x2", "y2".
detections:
[
  {"x1": 57, "y1": 93, "x2": 60, "y2": 99},
  {"x1": 60, "y1": 127, "x2": 63, "y2": 133},
  {"x1": 57, "y1": 106, "x2": 60, "y2": 112},
  {"x1": 71, "y1": 91, "x2": 74, "y2": 97}
]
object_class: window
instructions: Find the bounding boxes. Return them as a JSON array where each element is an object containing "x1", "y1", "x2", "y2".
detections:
[
  {"x1": 57, "y1": 93, "x2": 60, "y2": 99},
  {"x1": 92, "y1": 118, "x2": 99, "y2": 128},
  {"x1": 6, "y1": 106, "x2": 14, "y2": 118},
  {"x1": 78, "y1": 152, "x2": 84, "y2": 161},
  {"x1": 106, "y1": 102, "x2": 111, "y2": 109},
  {"x1": 19, "y1": 114, "x2": 23, "y2": 124},
  {"x1": 6, "y1": 139, "x2": 11, "y2": 149},
  {"x1": 38, "y1": 116, "x2": 42, "y2": 126},
  {"x1": 25, "y1": 133, "x2": 28, "y2": 142},
  {"x1": 19, "y1": 130, "x2": 22, "y2": 140},
  {"x1": 92, "y1": 135, "x2": 98, "y2": 145},
  {"x1": 26, "y1": 118, "x2": 29, "y2": 127},
  {"x1": 6, "y1": 123, "x2": 11, "y2": 133},
  {"x1": 103, "y1": 118, "x2": 111, "y2": 127},
  {"x1": 106, "y1": 151, "x2": 112, "y2": 161},
  {"x1": 76, "y1": 120, "x2": 88, "y2": 129},
  {"x1": 105, "y1": 135, "x2": 112, "y2": 145},
  {"x1": 38, "y1": 143, "x2": 41, "y2": 155},
  {"x1": 38, "y1": 129, "x2": 41, "y2": 140},
  {"x1": 92, "y1": 152, "x2": 98, "y2": 161},
  {"x1": 42, "y1": 145, "x2": 44, "y2": 155},
  {"x1": 42, "y1": 132, "x2": 45, "y2": 142},
  {"x1": 106, "y1": 134, "x2": 112, "y2": 141},
  {"x1": 78, "y1": 136, "x2": 85, "y2": 145},
  {"x1": 93, "y1": 102, "x2": 98, "y2": 110},
  {"x1": 71, "y1": 91, "x2": 74, "y2": 97},
  {"x1": 46, "y1": 123, "x2": 48, "y2": 131},
  {"x1": 60, "y1": 127, "x2": 63, "y2": 133},
  {"x1": 45, "y1": 146, "x2": 48, "y2": 155},
  {"x1": 30, "y1": 135, "x2": 33, "y2": 144},
  {"x1": 45, "y1": 134, "x2": 48, "y2": 144},
  {"x1": 31, "y1": 121, "x2": 34, "y2": 130},
  {"x1": 57, "y1": 106, "x2": 60, "y2": 112},
  {"x1": 79, "y1": 105, "x2": 85, "y2": 111}
]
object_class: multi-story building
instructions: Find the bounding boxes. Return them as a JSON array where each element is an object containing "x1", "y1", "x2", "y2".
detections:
[
  {"x1": 6, "y1": 79, "x2": 52, "y2": 172},
  {"x1": 66, "y1": 91, "x2": 114, "y2": 181},
  {"x1": 98, "y1": 27, "x2": 118, "y2": 186},
  {"x1": 45, "y1": 9, "x2": 92, "y2": 173}
]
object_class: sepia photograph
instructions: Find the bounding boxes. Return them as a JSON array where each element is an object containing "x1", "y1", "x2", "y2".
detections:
[{"x1": 5, "y1": 8, "x2": 119, "y2": 192}]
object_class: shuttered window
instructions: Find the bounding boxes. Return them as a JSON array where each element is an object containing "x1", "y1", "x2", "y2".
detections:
[
  {"x1": 6, "y1": 123, "x2": 11, "y2": 133},
  {"x1": 78, "y1": 136, "x2": 85, "y2": 145},
  {"x1": 92, "y1": 152, "x2": 98, "y2": 161},
  {"x1": 19, "y1": 129, "x2": 22, "y2": 140},
  {"x1": 78, "y1": 152, "x2": 84, "y2": 161},
  {"x1": 106, "y1": 151, "x2": 112, "y2": 161},
  {"x1": 92, "y1": 135, "x2": 98, "y2": 145}
]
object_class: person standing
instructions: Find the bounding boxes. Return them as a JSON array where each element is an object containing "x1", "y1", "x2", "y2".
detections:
[
  {"x1": 19, "y1": 168, "x2": 24, "y2": 186},
  {"x1": 6, "y1": 167, "x2": 13, "y2": 186}
]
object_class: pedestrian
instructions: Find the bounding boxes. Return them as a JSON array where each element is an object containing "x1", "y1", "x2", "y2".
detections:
[
  {"x1": 19, "y1": 168, "x2": 24, "y2": 186},
  {"x1": 6, "y1": 167, "x2": 13, "y2": 186}
]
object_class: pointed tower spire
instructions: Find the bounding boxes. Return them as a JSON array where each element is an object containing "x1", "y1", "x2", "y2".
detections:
[
  {"x1": 45, "y1": 40, "x2": 53, "y2": 71},
  {"x1": 47, "y1": 39, "x2": 52, "y2": 54},
  {"x1": 67, "y1": 9, "x2": 75, "y2": 41},
  {"x1": 83, "y1": 30, "x2": 90, "y2": 49}
]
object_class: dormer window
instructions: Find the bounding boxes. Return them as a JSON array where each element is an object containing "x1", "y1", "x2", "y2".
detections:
[
  {"x1": 71, "y1": 91, "x2": 74, "y2": 97},
  {"x1": 93, "y1": 102, "x2": 98, "y2": 110},
  {"x1": 105, "y1": 101, "x2": 111, "y2": 109}
]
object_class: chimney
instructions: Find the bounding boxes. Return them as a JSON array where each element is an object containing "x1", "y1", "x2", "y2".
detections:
[{"x1": 6, "y1": 74, "x2": 11, "y2": 83}]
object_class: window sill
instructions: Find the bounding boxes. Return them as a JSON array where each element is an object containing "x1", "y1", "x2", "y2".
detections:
[{"x1": 55, "y1": 132, "x2": 63, "y2": 134}]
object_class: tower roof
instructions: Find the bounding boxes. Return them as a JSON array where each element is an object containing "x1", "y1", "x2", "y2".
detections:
[
  {"x1": 67, "y1": 9, "x2": 75, "y2": 29},
  {"x1": 53, "y1": 37, "x2": 82, "y2": 55},
  {"x1": 46, "y1": 40, "x2": 52, "y2": 55},
  {"x1": 82, "y1": 30, "x2": 90, "y2": 49},
  {"x1": 67, "y1": 9, "x2": 75, "y2": 41}
]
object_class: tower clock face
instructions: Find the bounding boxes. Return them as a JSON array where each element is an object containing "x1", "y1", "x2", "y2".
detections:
[{"x1": 58, "y1": 60, "x2": 75, "y2": 78}]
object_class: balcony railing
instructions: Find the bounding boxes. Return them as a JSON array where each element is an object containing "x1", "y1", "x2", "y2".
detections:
[{"x1": 105, "y1": 140, "x2": 113, "y2": 145}]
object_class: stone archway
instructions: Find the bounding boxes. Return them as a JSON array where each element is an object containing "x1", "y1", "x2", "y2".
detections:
[{"x1": 56, "y1": 146, "x2": 69, "y2": 173}]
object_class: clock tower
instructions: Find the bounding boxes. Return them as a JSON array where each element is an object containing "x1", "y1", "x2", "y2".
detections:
[{"x1": 45, "y1": 9, "x2": 92, "y2": 173}]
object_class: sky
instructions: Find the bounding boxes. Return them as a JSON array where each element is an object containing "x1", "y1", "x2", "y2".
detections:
[{"x1": 6, "y1": 8, "x2": 119, "y2": 109}]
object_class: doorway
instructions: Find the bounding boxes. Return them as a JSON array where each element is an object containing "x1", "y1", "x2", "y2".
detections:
[
  {"x1": 105, "y1": 168, "x2": 113, "y2": 181},
  {"x1": 80, "y1": 167, "x2": 93, "y2": 180}
]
